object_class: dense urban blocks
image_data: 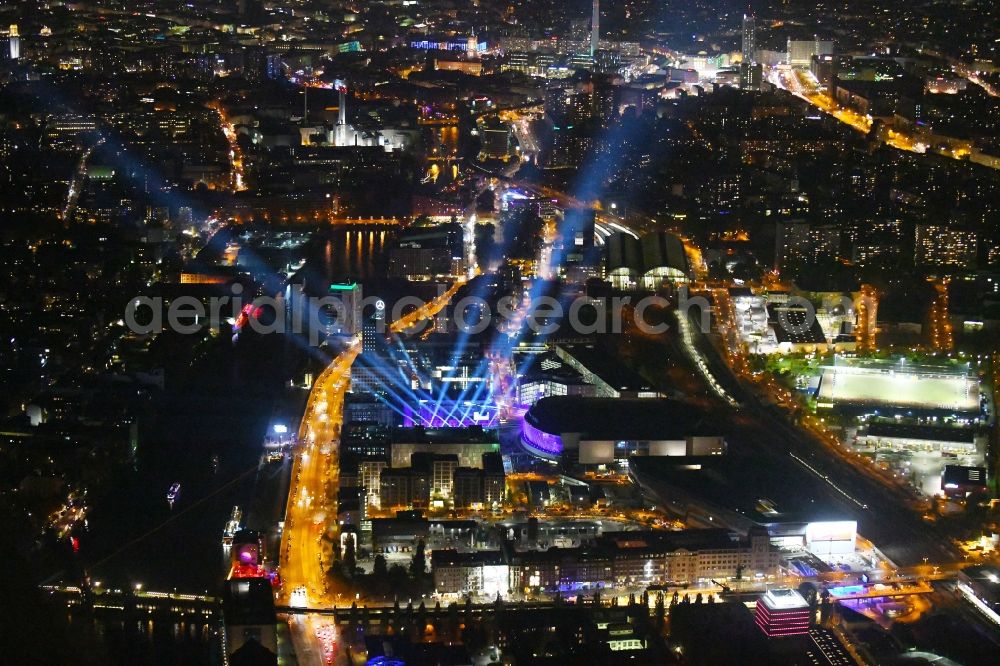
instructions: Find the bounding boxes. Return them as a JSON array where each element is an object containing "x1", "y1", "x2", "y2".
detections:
[{"x1": 5, "y1": 1, "x2": 1000, "y2": 664}]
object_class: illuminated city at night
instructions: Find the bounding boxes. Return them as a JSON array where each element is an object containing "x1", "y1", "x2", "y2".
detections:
[{"x1": 3, "y1": 1, "x2": 1000, "y2": 665}]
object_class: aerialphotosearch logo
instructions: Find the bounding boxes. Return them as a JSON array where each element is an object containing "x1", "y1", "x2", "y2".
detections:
[{"x1": 122, "y1": 283, "x2": 874, "y2": 346}]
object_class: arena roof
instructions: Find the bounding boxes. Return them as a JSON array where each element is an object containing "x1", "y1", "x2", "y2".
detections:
[{"x1": 523, "y1": 396, "x2": 712, "y2": 440}]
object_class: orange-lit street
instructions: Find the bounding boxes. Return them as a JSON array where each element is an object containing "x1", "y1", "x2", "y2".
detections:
[
  {"x1": 279, "y1": 340, "x2": 360, "y2": 609},
  {"x1": 389, "y1": 278, "x2": 466, "y2": 334},
  {"x1": 207, "y1": 100, "x2": 248, "y2": 192},
  {"x1": 772, "y1": 69, "x2": 982, "y2": 162},
  {"x1": 278, "y1": 284, "x2": 467, "y2": 661}
]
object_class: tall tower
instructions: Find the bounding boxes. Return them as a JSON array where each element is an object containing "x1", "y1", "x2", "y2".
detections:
[
  {"x1": 335, "y1": 79, "x2": 348, "y2": 146},
  {"x1": 8, "y1": 24, "x2": 20, "y2": 61},
  {"x1": 741, "y1": 12, "x2": 756, "y2": 64},
  {"x1": 337, "y1": 82, "x2": 347, "y2": 126},
  {"x1": 589, "y1": 0, "x2": 599, "y2": 58}
]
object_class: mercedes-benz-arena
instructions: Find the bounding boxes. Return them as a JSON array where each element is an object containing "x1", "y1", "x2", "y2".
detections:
[{"x1": 520, "y1": 396, "x2": 725, "y2": 465}]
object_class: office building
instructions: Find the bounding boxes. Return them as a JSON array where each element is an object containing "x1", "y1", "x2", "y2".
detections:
[
  {"x1": 742, "y1": 13, "x2": 756, "y2": 64},
  {"x1": 389, "y1": 427, "x2": 499, "y2": 468},
  {"x1": 431, "y1": 455, "x2": 459, "y2": 500},
  {"x1": 482, "y1": 452, "x2": 506, "y2": 506},
  {"x1": 379, "y1": 467, "x2": 431, "y2": 509},
  {"x1": 438, "y1": 528, "x2": 781, "y2": 593},
  {"x1": 740, "y1": 61, "x2": 763, "y2": 91},
  {"x1": 450, "y1": 452, "x2": 506, "y2": 509},
  {"x1": 754, "y1": 588, "x2": 811, "y2": 637},
  {"x1": 387, "y1": 224, "x2": 463, "y2": 281},
  {"x1": 480, "y1": 119, "x2": 513, "y2": 160},
  {"x1": 344, "y1": 392, "x2": 396, "y2": 427},
  {"x1": 452, "y1": 467, "x2": 485, "y2": 508},
  {"x1": 787, "y1": 38, "x2": 835, "y2": 68},
  {"x1": 359, "y1": 460, "x2": 388, "y2": 507},
  {"x1": 342, "y1": 421, "x2": 391, "y2": 459}
]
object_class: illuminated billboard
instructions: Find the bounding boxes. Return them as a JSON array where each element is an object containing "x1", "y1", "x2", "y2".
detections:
[
  {"x1": 648, "y1": 440, "x2": 687, "y2": 456},
  {"x1": 482, "y1": 564, "x2": 510, "y2": 598},
  {"x1": 805, "y1": 520, "x2": 857, "y2": 555},
  {"x1": 579, "y1": 440, "x2": 615, "y2": 465}
]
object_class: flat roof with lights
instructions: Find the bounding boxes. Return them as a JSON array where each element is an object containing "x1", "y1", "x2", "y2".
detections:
[{"x1": 761, "y1": 588, "x2": 809, "y2": 610}]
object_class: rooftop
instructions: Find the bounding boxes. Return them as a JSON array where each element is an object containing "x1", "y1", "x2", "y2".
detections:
[
  {"x1": 523, "y1": 396, "x2": 712, "y2": 440},
  {"x1": 767, "y1": 304, "x2": 828, "y2": 345},
  {"x1": 942, "y1": 465, "x2": 988, "y2": 488},
  {"x1": 629, "y1": 455, "x2": 853, "y2": 527},
  {"x1": 391, "y1": 425, "x2": 498, "y2": 445},
  {"x1": 760, "y1": 588, "x2": 809, "y2": 610},
  {"x1": 556, "y1": 344, "x2": 656, "y2": 393},
  {"x1": 221, "y1": 579, "x2": 276, "y2": 626},
  {"x1": 865, "y1": 422, "x2": 977, "y2": 443}
]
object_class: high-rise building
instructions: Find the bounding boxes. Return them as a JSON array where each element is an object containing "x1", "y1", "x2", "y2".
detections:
[
  {"x1": 741, "y1": 12, "x2": 758, "y2": 90},
  {"x1": 336, "y1": 80, "x2": 347, "y2": 127},
  {"x1": 7, "y1": 24, "x2": 19, "y2": 61},
  {"x1": 342, "y1": 421, "x2": 390, "y2": 459},
  {"x1": 237, "y1": 0, "x2": 264, "y2": 24},
  {"x1": 594, "y1": 49, "x2": 621, "y2": 75},
  {"x1": 323, "y1": 281, "x2": 361, "y2": 336},
  {"x1": 244, "y1": 47, "x2": 283, "y2": 83},
  {"x1": 741, "y1": 12, "x2": 756, "y2": 65},
  {"x1": 362, "y1": 297, "x2": 386, "y2": 354},
  {"x1": 480, "y1": 118, "x2": 512, "y2": 160},
  {"x1": 787, "y1": 38, "x2": 835, "y2": 68},
  {"x1": 590, "y1": 0, "x2": 600, "y2": 58},
  {"x1": 740, "y1": 61, "x2": 763, "y2": 91},
  {"x1": 754, "y1": 588, "x2": 811, "y2": 638}
]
